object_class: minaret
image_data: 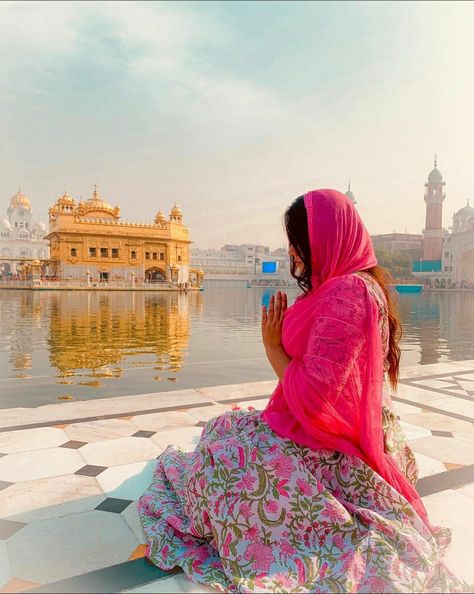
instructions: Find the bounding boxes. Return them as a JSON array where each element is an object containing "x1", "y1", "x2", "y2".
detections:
[
  {"x1": 344, "y1": 180, "x2": 357, "y2": 205},
  {"x1": 422, "y1": 155, "x2": 446, "y2": 260}
]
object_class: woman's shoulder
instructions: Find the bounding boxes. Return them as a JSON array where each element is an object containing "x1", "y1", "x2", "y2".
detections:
[{"x1": 321, "y1": 272, "x2": 387, "y2": 310}]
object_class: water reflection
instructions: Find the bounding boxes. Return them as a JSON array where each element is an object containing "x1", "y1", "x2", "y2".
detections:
[{"x1": 0, "y1": 288, "x2": 473, "y2": 405}]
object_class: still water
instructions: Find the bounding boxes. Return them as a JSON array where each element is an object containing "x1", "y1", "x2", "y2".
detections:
[{"x1": 1, "y1": 288, "x2": 473, "y2": 408}]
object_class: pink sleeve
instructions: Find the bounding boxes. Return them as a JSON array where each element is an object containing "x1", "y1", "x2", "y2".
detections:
[{"x1": 300, "y1": 276, "x2": 369, "y2": 398}]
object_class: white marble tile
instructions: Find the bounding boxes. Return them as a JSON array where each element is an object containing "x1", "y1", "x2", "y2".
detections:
[
  {"x1": 0, "y1": 427, "x2": 68, "y2": 454},
  {"x1": 425, "y1": 397, "x2": 474, "y2": 419},
  {"x1": 411, "y1": 436, "x2": 474, "y2": 465},
  {"x1": 196, "y1": 380, "x2": 277, "y2": 402},
  {"x1": 395, "y1": 384, "x2": 450, "y2": 404},
  {"x1": 151, "y1": 427, "x2": 203, "y2": 452},
  {"x1": 7, "y1": 511, "x2": 139, "y2": 584},
  {"x1": 423, "y1": 489, "x2": 474, "y2": 583},
  {"x1": 186, "y1": 404, "x2": 230, "y2": 423},
  {"x1": 0, "y1": 475, "x2": 104, "y2": 522},
  {"x1": 400, "y1": 411, "x2": 472, "y2": 432},
  {"x1": 0, "y1": 448, "x2": 84, "y2": 483},
  {"x1": 96, "y1": 460, "x2": 156, "y2": 501},
  {"x1": 452, "y1": 429, "x2": 474, "y2": 444},
  {"x1": 235, "y1": 397, "x2": 270, "y2": 410},
  {"x1": 121, "y1": 502, "x2": 146, "y2": 543},
  {"x1": 80, "y1": 437, "x2": 162, "y2": 467},
  {"x1": 0, "y1": 542, "x2": 11, "y2": 589},
  {"x1": 413, "y1": 379, "x2": 462, "y2": 390},
  {"x1": 391, "y1": 401, "x2": 423, "y2": 416},
  {"x1": 398, "y1": 421, "x2": 432, "y2": 441},
  {"x1": 131, "y1": 411, "x2": 197, "y2": 433},
  {"x1": 122, "y1": 574, "x2": 218, "y2": 593},
  {"x1": 414, "y1": 453, "x2": 446, "y2": 478},
  {"x1": 0, "y1": 390, "x2": 211, "y2": 429},
  {"x1": 456, "y1": 484, "x2": 474, "y2": 500},
  {"x1": 400, "y1": 362, "x2": 474, "y2": 379},
  {"x1": 0, "y1": 407, "x2": 38, "y2": 430},
  {"x1": 65, "y1": 419, "x2": 139, "y2": 443},
  {"x1": 455, "y1": 379, "x2": 474, "y2": 392}
]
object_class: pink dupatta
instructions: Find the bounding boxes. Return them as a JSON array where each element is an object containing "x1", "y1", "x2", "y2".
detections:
[{"x1": 262, "y1": 189, "x2": 428, "y2": 523}]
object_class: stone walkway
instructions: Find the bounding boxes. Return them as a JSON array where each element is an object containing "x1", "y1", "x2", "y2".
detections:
[{"x1": 0, "y1": 360, "x2": 473, "y2": 593}]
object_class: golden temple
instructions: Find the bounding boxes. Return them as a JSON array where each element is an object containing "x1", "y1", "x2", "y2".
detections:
[{"x1": 44, "y1": 186, "x2": 202, "y2": 286}]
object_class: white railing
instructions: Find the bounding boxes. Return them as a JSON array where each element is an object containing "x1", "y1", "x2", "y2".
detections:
[{"x1": 0, "y1": 278, "x2": 201, "y2": 290}]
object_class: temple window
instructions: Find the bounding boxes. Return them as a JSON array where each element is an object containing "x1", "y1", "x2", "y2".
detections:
[
  {"x1": 160, "y1": 253, "x2": 164, "y2": 261},
  {"x1": 131, "y1": 250, "x2": 137, "y2": 259},
  {"x1": 71, "y1": 248, "x2": 77, "y2": 257},
  {"x1": 100, "y1": 248, "x2": 108, "y2": 258},
  {"x1": 178, "y1": 254, "x2": 182, "y2": 262},
  {"x1": 89, "y1": 247, "x2": 97, "y2": 257},
  {"x1": 152, "y1": 252, "x2": 157, "y2": 260},
  {"x1": 112, "y1": 248, "x2": 119, "y2": 258},
  {"x1": 145, "y1": 252, "x2": 150, "y2": 260}
]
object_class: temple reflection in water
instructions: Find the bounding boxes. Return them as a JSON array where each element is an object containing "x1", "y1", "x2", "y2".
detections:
[
  {"x1": 1, "y1": 290, "x2": 202, "y2": 382},
  {"x1": 0, "y1": 289, "x2": 473, "y2": 403}
]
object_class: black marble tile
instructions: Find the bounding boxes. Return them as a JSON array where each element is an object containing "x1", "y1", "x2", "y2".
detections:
[
  {"x1": 74, "y1": 465, "x2": 107, "y2": 477},
  {"x1": 60, "y1": 440, "x2": 87, "y2": 449},
  {"x1": 132, "y1": 430, "x2": 156, "y2": 438},
  {"x1": 29, "y1": 557, "x2": 182, "y2": 593},
  {"x1": 0, "y1": 518, "x2": 26, "y2": 540},
  {"x1": 431, "y1": 430, "x2": 454, "y2": 438},
  {"x1": 95, "y1": 498, "x2": 132, "y2": 514}
]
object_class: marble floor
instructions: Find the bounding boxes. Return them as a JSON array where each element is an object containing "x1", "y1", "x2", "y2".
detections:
[{"x1": 0, "y1": 361, "x2": 473, "y2": 593}]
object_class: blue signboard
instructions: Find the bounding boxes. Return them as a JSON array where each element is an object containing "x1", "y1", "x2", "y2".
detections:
[{"x1": 262, "y1": 261, "x2": 278, "y2": 274}]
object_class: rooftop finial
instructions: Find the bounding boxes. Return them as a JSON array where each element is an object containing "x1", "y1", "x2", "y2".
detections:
[
  {"x1": 348, "y1": 179, "x2": 351, "y2": 191},
  {"x1": 468, "y1": 198, "x2": 471, "y2": 207},
  {"x1": 93, "y1": 184, "x2": 98, "y2": 197},
  {"x1": 434, "y1": 153, "x2": 438, "y2": 169}
]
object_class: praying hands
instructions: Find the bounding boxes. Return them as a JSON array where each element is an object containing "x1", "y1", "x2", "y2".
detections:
[{"x1": 261, "y1": 291, "x2": 291, "y2": 381}]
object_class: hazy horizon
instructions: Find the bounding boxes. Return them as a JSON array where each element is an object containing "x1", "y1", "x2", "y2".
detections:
[{"x1": 1, "y1": 1, "x2": 473, "y2": 250}]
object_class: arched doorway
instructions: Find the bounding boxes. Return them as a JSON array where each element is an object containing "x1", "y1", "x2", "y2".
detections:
[
  {"x1": 145, "y1": 267, "x2": 165, "y2": 282},
  {"x1": 458, "y1": 248, "x2": 474, "y2": 284},
  {"x1": 0, "y1": 262, "x2": 11, "y2": 277}
]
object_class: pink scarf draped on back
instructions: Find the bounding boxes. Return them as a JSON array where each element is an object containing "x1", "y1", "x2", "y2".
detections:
[{"x1": 262, "y1": 189, "x2": 428, "y2": 523}]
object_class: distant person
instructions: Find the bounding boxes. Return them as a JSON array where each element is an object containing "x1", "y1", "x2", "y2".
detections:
[{"x1": 138, "y1": 190, "x2": 465, "y2": 592}]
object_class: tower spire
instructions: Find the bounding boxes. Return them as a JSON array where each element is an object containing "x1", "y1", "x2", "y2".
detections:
[
  {"x1": 348, "y1": 179, "x2": 351, "y2": 191},
  {"x1": 434, "y1": 153, "x2": 437, "y2": 169}
]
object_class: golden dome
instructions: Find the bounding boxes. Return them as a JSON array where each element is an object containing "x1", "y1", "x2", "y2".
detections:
[
  {"x1": 86, "y1": 186, "x2": 113, "y2": 210},
  {"x1": 10, "y1": 189, "x2": 32, "y2": 211},
  {"x1": 78, "y1": 185, "x2": 120, "y2": 219},
  {"x1": 155, "y1": 209, "x2": 166, "y2": 224},
  {"x1": 170, "y1": 204, "x2": 183, "y2": 218},
  {"x1": 57, "y1": 190, "x2": 76, "y2": 206}
]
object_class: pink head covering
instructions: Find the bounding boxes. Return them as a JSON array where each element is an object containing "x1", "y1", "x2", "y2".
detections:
[
  {"x1": 263, "y1": 189, "x2": 429, "y2": 523},
  {"x1": 303, "y1": 189, "x2": 377, "y2": 288}
]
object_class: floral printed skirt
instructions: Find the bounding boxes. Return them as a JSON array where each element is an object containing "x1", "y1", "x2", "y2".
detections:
[{"x1": 138, "y1": 409, "x2": 466, "y2": 593}]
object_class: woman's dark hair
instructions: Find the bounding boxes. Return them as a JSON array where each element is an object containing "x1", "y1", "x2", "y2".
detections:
[
  {"x1": 284, "y1": 196, "x2": 312, "y2": 295},
  {"x1": 284, "y1": 194, "x2": 402, "y2": 389}
]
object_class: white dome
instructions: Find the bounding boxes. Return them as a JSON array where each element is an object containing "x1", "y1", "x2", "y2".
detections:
[
  {"x1": 454, "y1": 200, "x2": 473, "y2": 219},
  {"x1": 34, "y1": 220, "x2": 46, "y2": 231}
]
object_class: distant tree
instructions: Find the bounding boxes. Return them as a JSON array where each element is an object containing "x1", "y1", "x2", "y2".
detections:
[{"x1": 374, "y1": 248, "x2": 414, "y2": 280}]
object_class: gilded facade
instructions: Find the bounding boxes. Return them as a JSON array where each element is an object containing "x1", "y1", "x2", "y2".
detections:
[{"x1": 45, "y1": 186, "x2": 200, "y2": 285}]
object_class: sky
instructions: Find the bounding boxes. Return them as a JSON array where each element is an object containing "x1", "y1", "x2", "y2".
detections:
[{"x1": 1, "y1": 0, "x2": 473, "y2": 249}]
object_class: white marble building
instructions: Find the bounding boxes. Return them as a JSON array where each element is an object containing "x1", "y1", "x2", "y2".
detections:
[
  {"x1": 0, "y1": 190, "x2": 49, "y2": 276},
  {"x1": 441, "y1": 200, "x2": 474, "y2": 286}
]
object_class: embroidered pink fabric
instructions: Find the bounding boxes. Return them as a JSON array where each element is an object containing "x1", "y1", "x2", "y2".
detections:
[{"x1": 262, "y1": 189, "x2": 428, "y2": 523}]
